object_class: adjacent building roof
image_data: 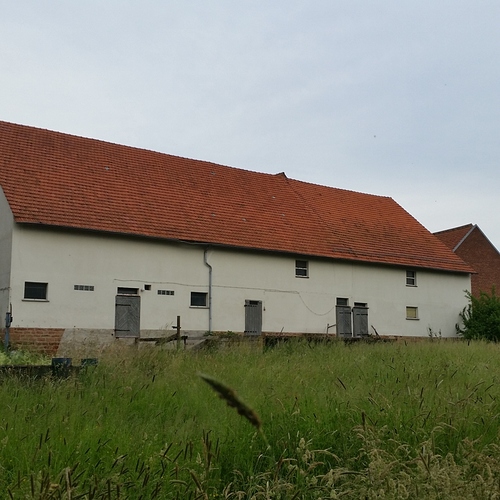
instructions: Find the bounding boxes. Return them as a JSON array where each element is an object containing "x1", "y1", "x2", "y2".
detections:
[
  {"x1": 435, "y1": 224, "x2": 500, "y2": 294},
  {"x1": 0, "y1": 120, "x2": 471, "y2": 273},
  {"x1": 433, "y1": 224, "x2": 476, "y2": 252}
]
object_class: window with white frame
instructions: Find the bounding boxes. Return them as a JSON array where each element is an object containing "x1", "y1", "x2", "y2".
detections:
[
  {"x1": 190, "y1": 292, "x2": 208, "y2": 307},
  {"x1": 295, "y1": 260, "x2": 309, "y2": 278},
  {"x1": 24, "y1": 282, "x2": 48, "y2": 300},
  {"x1": 406, "y1": 306, "x2": 419, "y2": 320},
  {"x1": 406, "y1": 270, "x2": 417, "y2": 286}
]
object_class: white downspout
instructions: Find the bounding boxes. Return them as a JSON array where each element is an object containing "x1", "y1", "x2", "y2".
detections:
[{"x1": 204, "y1": 247, "x2": 213, "y2": 334}]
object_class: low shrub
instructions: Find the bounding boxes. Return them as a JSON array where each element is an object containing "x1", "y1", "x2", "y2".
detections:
[{"x1": 457, "y1": 286, "x2": 500, "y2": 341}]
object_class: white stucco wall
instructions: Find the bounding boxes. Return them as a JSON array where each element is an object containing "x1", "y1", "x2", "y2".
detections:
[
  {"x1": 11, "y1": 226, "x2": 210, "y2": 332},
  {"x1": 10, "y1": 225, "x2": 470, "y2": 338},
  {"x1": 0, "y1": 187, "x2": 13, "y2": 318},
  {"x1": 208, "y1": 248, "x2": 470, "y2": 337}
]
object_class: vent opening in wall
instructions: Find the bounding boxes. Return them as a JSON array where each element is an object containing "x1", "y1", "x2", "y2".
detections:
[{"x1": 74, "y1": 285, "x2": 94, "y2": 291}]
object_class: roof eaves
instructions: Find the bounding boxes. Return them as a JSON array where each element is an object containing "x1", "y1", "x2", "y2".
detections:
[{"x1": 16, "y1": 219, "x2": 474, "y2": 273}]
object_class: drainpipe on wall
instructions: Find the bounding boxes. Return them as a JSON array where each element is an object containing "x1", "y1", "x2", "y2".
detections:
[
  {"x1": 4, "y1": 304, "x2": 12, "y2": 352},
  {"x1": 204, "y1": 247, "x2": 213, "y2": 334}
]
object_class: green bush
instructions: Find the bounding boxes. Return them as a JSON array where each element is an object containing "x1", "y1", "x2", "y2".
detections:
[{"x1": 457, "y1": 287, "x2": 500, "y2": 340}]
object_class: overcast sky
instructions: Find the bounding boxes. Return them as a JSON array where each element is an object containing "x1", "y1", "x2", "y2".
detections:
[{"x1": 2, "y1": 1, "x2": 500, "y2": 249}]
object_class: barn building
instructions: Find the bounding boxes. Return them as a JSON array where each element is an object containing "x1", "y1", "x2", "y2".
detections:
[{"x1": 0, "y1": 121, "x2": 472, "y2": 355}]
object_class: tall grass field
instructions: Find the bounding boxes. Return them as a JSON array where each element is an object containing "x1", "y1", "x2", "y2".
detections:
[{"x1": 1, "y1": 339, "x2": 500, "y2": 498}]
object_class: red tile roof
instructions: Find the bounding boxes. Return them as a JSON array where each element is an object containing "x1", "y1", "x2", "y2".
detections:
[{"x1": 0, "y1": 121, "x2": 471, "y2": 273}]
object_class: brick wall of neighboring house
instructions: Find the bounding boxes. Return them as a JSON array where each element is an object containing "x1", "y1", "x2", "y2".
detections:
[
  {"x1": 455, "y1": 228, "x2": 500, "y2": 296},
  {"x1": 8, "y1": 328, "x2": 65, "y2": 355}
]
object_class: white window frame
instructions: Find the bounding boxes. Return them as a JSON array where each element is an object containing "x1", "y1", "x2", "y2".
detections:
[
  {"x1": 295, "y1": 259, "x2": 309, "y2": 278},
  {"x1": 406, "y1": 306, "x2": 419, "y2": 320},
  {"x1": 406, "y1": 270, "x2": 417, "y2": 287},
  {"x1": 190, "y1": 291, "x2": 208, "y2": 308},
  {"x1": 24, "y1": 281, "x2": 48, "y2": 301}
]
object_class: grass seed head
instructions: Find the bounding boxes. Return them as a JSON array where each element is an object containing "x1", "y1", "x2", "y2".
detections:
[{"x1": 198, "y1": 372, "x2": 262, "y2": 430}]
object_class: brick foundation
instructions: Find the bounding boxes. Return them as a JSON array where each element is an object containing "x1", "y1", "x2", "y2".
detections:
[{"x1": 8, "y1": 328, "x2": 65, "y2": 356}]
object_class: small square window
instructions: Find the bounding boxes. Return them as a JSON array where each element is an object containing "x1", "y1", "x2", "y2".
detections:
[
  {"x1": 144, "y1": 284, "x2": 152, "y2": 291},
  {"x1": 406, "y1": 270, "x2": 417, "y2": 286},
  {"x1": 295, "y1": 260, "x2": 309, "y2": 278},
  {"x1": 24, "y1": 282, "x2": 48, "y2": 300},
  {"x1": 406, "y1": 306, "x2": 419, "y2": 320},
  {"x1": 191, "y1": 292, "x2": 208, "y2": 307}
]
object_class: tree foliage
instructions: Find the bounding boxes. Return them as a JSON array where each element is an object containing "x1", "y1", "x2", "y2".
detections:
[{"x1": 457, "y1": 287, "x2": 500, "y2": 341}]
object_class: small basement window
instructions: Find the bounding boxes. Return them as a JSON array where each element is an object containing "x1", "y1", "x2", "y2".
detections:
[
  {"x1": 24, "y1": 282, "x2": 48, "y2": 300},
  {"x1": 158, "y1": 290, "x2": 174, "y2": 296},
  {"x1": 117, "y1": 287, "x2": 139, "y2": 295},
  {"x1": 406, "y1": 306, "x2": 419, "y2": 320},
  {"x1": 295, "y1": 260, "x2": 309, "y2": 278},
  {"x1": 190, "y1": 292, "x2": 208, "y2": 307},
  {"x1": 406, "y1": 270, "x2": 417, "y2": 286}
]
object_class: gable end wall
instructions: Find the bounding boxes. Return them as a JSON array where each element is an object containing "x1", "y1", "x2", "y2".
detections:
[
  {"x1": 456, "y1": 228, "x2": 500, "y2": 296},
  {"x1": 0, "y1": 187, "x2": 13, "y2": 321}
]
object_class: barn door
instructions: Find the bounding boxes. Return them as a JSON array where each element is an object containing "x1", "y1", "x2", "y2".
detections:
[
  {"x1": 353, "y1": 303, "x2": 369, "y2": 337},
  {"x1": 115, "y1": 293, "x2": 141, "y2": 338},
  {"x1": 336, "y1": 298, "x2": 352, "y2": 337},
  {"x1": 336, "y1": 306, "x2": 352, "y2": 337},
  {"x1": 244, "y1": 300, "x2": 262, "y2": 336}
]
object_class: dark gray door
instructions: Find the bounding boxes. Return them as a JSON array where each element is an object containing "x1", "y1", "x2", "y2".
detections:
[
  {"x1": 353, "y1": 305, "x2": 369, "y2": 337},
  {"x1": 336, "y1": 305, "x2": 352, "y2": 337},
  {"x1": 115, "y1": 295, "x2": 141, "y2": 338},
  {"x1": 244, "y1": 300, "x2": 262, "y2": 336}
]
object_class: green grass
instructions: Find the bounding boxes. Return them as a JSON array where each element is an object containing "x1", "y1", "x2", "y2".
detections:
[
  {"x1": 1, "y1": 340, "x2": 500, "y2": 498},
  {"x1": 0, "y1": 349, "x2": 51, "y2": 366}
]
